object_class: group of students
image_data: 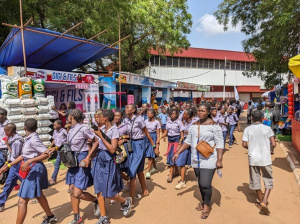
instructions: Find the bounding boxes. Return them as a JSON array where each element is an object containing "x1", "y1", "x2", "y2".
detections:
[{"x1": 0, "y1": 97, "x2": 276, "y2": 223}]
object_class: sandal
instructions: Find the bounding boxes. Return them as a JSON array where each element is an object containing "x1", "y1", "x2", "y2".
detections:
[
  {"x1": 201, "y1": 207, "x2": 211, "y2": 219},
  {"x1": 196, "y1": 203, "x2": 204, "y2": 211},
  {"x1": 260, "y1": 202, "x2": 270, "y2": 214},
  {"x1": 254, "y1": 202, "x2": 261, "y2": 210}
]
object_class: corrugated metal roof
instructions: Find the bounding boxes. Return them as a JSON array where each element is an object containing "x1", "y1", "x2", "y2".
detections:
[{"x1": 150, "y1": 47, "x2": 255, "y2": 62}]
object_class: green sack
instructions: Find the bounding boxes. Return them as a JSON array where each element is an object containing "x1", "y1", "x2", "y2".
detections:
[{"x1": 32, "y1": 79, "x2": 45, "y2": 98}]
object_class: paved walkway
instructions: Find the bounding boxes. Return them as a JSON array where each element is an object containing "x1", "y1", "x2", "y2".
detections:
[{"x1": 1, "y1": 114, "x2": 300, "y2": 224}]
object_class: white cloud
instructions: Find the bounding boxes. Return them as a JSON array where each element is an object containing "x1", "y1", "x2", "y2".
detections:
[{"x1": 196, "y1": 14, "x2": 242, "y2": 36}]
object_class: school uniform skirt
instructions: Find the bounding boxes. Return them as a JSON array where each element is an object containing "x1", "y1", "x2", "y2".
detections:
[
  {"x1": 92, "y1": 150, "x2": 124, "y2": 197},
  {"x1": 145, "y1": 132, "x2": 157, "y2": 159},
  {"x1": 166, "y1": 135, "x2": 180, "y2": 166},
  {"x1": 119, "y1": 142, "x2": 129, "y2": 172},
  {"x1": 186, "y1": 147, "x2": 192, "y2": 165},
  {"x1": 128, "y1": 138, "x2": 146, "y2": 178},
  {"x1": 18, "y1": 161, "x2": 48, "y2": 199},
  {"x1": 66, "y1": 151, "x2": 93, "y2": 190}
]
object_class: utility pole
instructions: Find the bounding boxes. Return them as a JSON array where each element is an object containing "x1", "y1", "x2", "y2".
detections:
[
  {"x1": 118, "y1": 14, "x2": 122, "y2": 109},
  {"x1": 223, "y1": 57, "x2": 226, "y2": 100}
]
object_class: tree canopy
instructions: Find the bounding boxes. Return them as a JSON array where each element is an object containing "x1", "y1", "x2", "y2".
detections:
[
  {"x1": 0, "y1": 0, "x2": 192, "y2": 72},
  {"x1": 214, "y1": 0, "x2": 300, "y2": 88}
]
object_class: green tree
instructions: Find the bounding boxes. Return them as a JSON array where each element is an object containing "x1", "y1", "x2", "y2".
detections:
[
  {"x1": 214, "y1": 0, "x2": 300, "y2": 88},
  {"x1": 0, "y1": 0, "x2": 192, "y2": 73}
]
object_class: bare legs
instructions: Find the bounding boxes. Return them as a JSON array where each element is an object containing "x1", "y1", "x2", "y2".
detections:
[
  {"x1": 256, "y1": 188, "x2": 271, "y2": 205},
  {"x1": 130, "y1": 172, "x2": 149, "y2": 203},
  {"x1": 16, "y1": 192, "x2": 53, "y2": 224},
  {"x1": 16, "y1": 198, "x2": 29, "y2": 224},
  {"x1": 69, "y1": 185, "x2": 97, "y2": 216},
  {"x1": 179, "y1": 166, "x2": 185, "y2": 182}
]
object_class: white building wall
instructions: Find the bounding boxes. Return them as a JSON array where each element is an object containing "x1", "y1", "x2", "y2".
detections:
[{"x1": 141, "y1": 66, "x2": 265, "y2": 87}]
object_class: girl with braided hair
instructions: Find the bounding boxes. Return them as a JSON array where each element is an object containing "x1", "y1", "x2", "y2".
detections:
[{"x1": 65, "y1": 109, "x2": 100, "y2": 224}]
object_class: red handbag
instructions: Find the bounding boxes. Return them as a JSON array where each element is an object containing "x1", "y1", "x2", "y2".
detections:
[{"x1": 18, "y1": 161, "x2": 36, "y2": 179}]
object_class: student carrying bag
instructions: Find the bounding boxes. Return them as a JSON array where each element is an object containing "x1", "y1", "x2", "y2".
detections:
[{"x1": 59, "y1": 127, "x2": 86, "y2": 168}]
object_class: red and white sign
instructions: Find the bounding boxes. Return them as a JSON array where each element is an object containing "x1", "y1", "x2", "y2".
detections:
[{"x1": 127, "y1": 95, "x2": 134, "y2": 104}]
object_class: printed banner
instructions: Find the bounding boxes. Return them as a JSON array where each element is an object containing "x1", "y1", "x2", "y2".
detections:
[
  {"x1": 84, "y1": 84, "x2": 100, "y2": 113},
  {"x1": 115, "y1": 73, "x2": 177, "y2": 88},
  {"x1": 142, "y1": 86, "x2": 151, "y2": 104},
  {"x1": 99, "y1": 77, "x2": 116, "y2": 109},
  {"x1": 11, "y1": 67, "x2": 95, "y2": 84},
  {"x1": 45, "y1": 85, "x2": 85, "y2": 112}
]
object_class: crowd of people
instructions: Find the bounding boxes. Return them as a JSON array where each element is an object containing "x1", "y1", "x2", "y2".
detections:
[{"x1": 0, "y1": 98, "x2": 277, "y2": 223}]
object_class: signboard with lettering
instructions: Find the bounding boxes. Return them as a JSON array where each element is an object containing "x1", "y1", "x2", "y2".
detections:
[{"x1": 10, "y1": 67, "x2": 95, "y2": 84}]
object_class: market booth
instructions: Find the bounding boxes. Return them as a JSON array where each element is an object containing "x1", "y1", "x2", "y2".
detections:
[
  {"x1": 288, "y1": 55, "x2": 300, "y2": 154},
  {"x1": 98, "y1": 72, "x2": 177, "y2": 109},
  {"x1": 0, "y1": 25, "x2": 119, "y2": 146}
]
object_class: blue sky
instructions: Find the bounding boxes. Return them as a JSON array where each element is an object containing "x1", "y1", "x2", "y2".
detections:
[{"x1": 187, "y1": 0, "x2": 247, "y2": 52}]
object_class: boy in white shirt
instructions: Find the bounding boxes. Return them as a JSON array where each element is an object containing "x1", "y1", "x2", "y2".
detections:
[{"x1": 242, "y1": 110, "x2": 276, "y2": 215}]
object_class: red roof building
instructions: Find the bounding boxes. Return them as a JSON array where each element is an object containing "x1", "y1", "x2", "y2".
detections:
[
  {"x1": 141, "y1": 47, "x2": 268, "y2": 102},
  {"x1": 150, "y1": 47, "x2": 255, "y2": 62}
]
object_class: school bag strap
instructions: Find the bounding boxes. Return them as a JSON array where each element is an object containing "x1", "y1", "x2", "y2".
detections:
[
  {"x1": 130, "y1": 116, "x2": 138, "y2": 139},
  {"x1": 9, "y1": 138, "x2": 24, "y2": 145},
  {"x1": 67, "y1": 126, "x2": 86, "y2": 152},
  {"x1": 99, "y1": 129, "x2": 127, "y2": 164}
]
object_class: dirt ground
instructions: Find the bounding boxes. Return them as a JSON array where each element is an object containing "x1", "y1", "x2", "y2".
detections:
[{"x1": 1, "y1": 114, "x2": 300, "y2": 224}]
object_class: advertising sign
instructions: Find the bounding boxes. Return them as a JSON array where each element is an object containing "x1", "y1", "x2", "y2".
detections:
[
  {"x1": 11, "y1": 67, "x2": 95, "y2": 84},
  {"x1": 127, "y1": 95, "x2": 134, "y2": 104},
  {"x1": 115, "y1": 72, "x2": 177, "y2": 88},
  {"x1": 84, "y1": 84, "x2": 100, "y2": 112},
  {"x1": 45, "y1": 86, "x2": 85, "y2": 112},
  {"x1": 142, "y1": 86, "x2": 151, "y2": 104},
  {"x1": 99, "y1": 77, "x2": 116, "y2": 109}
]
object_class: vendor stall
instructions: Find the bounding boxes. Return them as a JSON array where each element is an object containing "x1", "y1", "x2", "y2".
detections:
[{"x1": 288, "y1": 55, "x2": 300, "y2": 154}]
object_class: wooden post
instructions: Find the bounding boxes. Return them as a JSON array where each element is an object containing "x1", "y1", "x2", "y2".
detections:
[
  {"x1": 118, "y1": 14, "x2": 122, "y2": 109},
  {"x1": 19, "y1": 0, "x2": 27, "y2": 75}
]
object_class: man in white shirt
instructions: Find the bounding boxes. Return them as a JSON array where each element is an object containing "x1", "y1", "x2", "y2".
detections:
[{"x1": 242, "y1": 110, "x2": 276, "y2": 215}]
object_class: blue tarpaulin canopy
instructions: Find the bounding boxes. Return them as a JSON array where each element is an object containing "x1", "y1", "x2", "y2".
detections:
[{"x1": 0, "y1": 27, "x2": 118, "y2": 71}]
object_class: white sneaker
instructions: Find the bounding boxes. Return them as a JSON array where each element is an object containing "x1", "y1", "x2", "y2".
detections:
[
  {"x1": 150, "y1": 168, "x2": 158, "y2": 174},
  {"x1": 145, "y1": 172, "x2": 151, "y2": 179},
  {"x1": 175, "y1": 181, "x2": 186, "y2": 190}
]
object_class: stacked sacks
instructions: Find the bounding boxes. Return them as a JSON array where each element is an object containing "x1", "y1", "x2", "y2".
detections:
[
  {"x1": 36, "y1": 97, "x2": 52, "y2": 147},
  {"x1": 0, "y1": 76, "x2": 18, "y2": 99},
  {"x1": 4, "y1": 99, "x2": 23, "y2": 133},
  {"x1": 47, "y1": 95, "x2": 59, "y2": 119},
  {"x1": 18, "y1": 77, "x2": 32, "y2": 99}
]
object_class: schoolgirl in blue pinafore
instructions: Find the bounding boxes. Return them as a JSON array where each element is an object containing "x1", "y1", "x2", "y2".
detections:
[
  {"x1": 1, "y1": 119, "x2": 57, "y2": 223},
  {"x1": 92, "y1": 110, "x2": 132, "y2": 222},
  {"x1": 124, "y1": 114, "x2": 147, "y2": 178},
  {"x1": 124, "y1": 103, "x2": 154, "y2": 199},
  {"x1": 65, "y1": 109, "x2": 99, "y2": 224},
  {"x1": 66, "y1": 123, "x2": 95, "y2": 190},
  {"x1": 18, "y1": 132, "x2": 49, "y2": 199},
  {"x1": 144, "y1": 109, "x2": 161, "y2": 179},
  {"x1": 161, "y1": 109, "x2": 184, "y2": 183},
  {"x1": 92, "y1": 125, "x2": 124, "y2": 197},
  {"x1": 145, "y1": 118, "x2": 161, "y2": 159}
]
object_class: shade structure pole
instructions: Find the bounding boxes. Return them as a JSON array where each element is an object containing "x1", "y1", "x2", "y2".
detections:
[
  {"x1": 223, "y1": 57, "x2": 226, "y2": 101},
  {"x1": 118, "y1": 14, "x2": 122, "y2": 109},
  {"x1": 19, "y1": 0, "x2": 27, "y2": 75}
]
